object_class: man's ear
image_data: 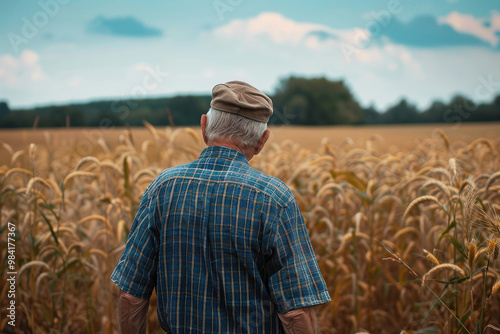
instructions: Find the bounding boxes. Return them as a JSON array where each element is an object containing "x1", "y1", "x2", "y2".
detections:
[
  {"x1": 201, "y1": 114, "x2": 208, "y2": 145},
  {"x1": 254, "y1": 129, "x2": 270, "y2": 156}
]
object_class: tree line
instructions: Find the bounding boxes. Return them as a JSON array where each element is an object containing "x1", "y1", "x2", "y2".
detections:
[{"x1": 1, "y1": 76, "x2": 499, "y2": 128}]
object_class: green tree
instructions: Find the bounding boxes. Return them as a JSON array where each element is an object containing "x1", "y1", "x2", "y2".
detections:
[
  {"x1": 421, "y1": 101, "x2": 447, "y2": 123},
  {"x1": 272, "y1": 76, "x2": 363, "y2": 125},
  {"x1": 380, "y1": 99, "x2": 419, "y2": 124},
  {"x1": 361, "y1": 105, "x2": 381, "y2": 124},
  {"x1": 0, "y1": 101, "x2": 10, "y2": 117}
]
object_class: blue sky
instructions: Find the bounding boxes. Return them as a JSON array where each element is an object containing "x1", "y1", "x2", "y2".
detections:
[{"x1": 1, "y1": 0, "x2": 500, "y2": 110}]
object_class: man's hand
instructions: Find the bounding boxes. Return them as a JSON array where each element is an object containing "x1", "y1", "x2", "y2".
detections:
[
  {"x1": 118, "y1": 290, "x2": 149, "y2": 334},
  {"x1": 278, "y1": 307, "x2": 318, "y2": 334}
]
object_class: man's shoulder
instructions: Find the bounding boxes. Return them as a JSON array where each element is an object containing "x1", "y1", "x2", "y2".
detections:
[
  {"x1": 144, "y1": 160, "x2": 295, "y2": 208},
  {"x1": 243, "y1": 166, "x2": 294, "y2": 207},
  {"x1": 142, "y1": 163, "x2": 192, "y2": 194},
  {"x1": 157, "y1": 162, "x2": 191, "y2": 178}
]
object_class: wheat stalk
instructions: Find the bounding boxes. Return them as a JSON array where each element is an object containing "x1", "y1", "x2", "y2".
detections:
[{"x1": 403, "y1": 195, "x2": 442, "y2": 219}]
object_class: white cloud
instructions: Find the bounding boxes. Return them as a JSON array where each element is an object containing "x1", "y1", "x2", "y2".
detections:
[
  {"x1": 0, "y1": 50, "x2": 45, "y2": 86},
  {"x1": 202, "y1": 69, "x2": 214, "y2": 78},
  {"x1": 132, "y1": 62, "x2": 155, "y2": 73},
  {"x1": 68, "y1": 77, "x2": 82, "y2": 86},
  {"x1": 213, "y1": 12, "x2": 338, "y2": 47},
  {"x1": 490, "y1": 11, "x2": 500, "y2": 33},
  {"x1": 384, "y1": 43, "x2": 421, "y2": 73},
  {"x1": 212, "y1": 12, "x2": 421, "y2": 72},
  {"x1": 204, "y1": 12, "x2": 435, "y2": 110},
  {"x1": 439, "y1": 11, "x2": 500, "y2": 47}
]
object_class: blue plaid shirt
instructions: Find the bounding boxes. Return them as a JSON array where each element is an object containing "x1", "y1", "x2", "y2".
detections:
[{"x1": 111, "y1": 146, "x2": 330, "y2": 333}]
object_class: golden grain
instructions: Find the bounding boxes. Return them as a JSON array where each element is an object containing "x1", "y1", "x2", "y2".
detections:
[
  {"x1": 403, "y1": 195, "x2": 442, "y2": 219},
  {"x1": 492, "y1": 280, "x2": 500, "y2": 296},
  {"x1": 422, "y1": 263, "x2": 465, "y2": 286},
  {"x1": 488, "y1": 238, "x2": 497, "y2": 257},
  {"x1": 424, "y1": 249, "x2": 440, "y2": 266},
  {"x1": 17, "y1": 261, "x2": 51, "y2": 279},
  {"x1": 468, "y1": 242, "x2": 477, "y2": 270},
  {"x1": 1, "y1": 125, "x2": 499, "y2": 333},
  {"x1": 485, "y1": 171, "x2": 500, "y2": 192}
]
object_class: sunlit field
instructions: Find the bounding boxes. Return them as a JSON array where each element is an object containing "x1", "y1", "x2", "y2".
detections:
[{"x1": 1, "y1": 123, "x2": 500, "y2": 333}]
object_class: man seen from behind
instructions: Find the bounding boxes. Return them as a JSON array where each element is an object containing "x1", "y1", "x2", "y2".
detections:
[{"x1": 111, "y1": 81, "x2": 331, "y2": 333}]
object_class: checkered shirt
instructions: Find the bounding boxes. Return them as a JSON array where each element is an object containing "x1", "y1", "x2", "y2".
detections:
[{"x1": 111, "y1": 146, "x2": 330, "y2": 333}]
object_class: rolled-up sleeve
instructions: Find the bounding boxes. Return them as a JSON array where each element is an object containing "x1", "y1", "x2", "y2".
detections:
[
  {"x1": 267, "y1": 199, "x2": 331, "y2": 313},
  {"x1": 111, "y1": 192, "x2": 159, "y2": 299}
]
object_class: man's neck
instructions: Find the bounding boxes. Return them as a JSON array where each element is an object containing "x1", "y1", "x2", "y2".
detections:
[{"x1": 207, "y1": 141, "x2": 254, "y2": 161}]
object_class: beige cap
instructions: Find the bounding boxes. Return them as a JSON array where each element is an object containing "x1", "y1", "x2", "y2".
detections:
[{"x1": 210, "y1": 81, "x2": 273, "y2": 123}]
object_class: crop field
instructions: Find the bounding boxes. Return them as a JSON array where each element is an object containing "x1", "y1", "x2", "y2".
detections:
[{"x1": 1, "y1": 123, "x2": 500, "y2": 333}]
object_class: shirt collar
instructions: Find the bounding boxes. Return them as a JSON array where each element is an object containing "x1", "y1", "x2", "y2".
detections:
[{"x1": 198, "y1": 146, "x2": 249, "y2": 165}]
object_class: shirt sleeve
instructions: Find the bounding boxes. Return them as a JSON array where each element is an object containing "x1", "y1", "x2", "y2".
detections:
[
  {"x1": 111, "y1": 191, "x2": 159, "y2": 299},
  {"x1": 266, "y1": 199, "x2": 331, "y2": 313}
]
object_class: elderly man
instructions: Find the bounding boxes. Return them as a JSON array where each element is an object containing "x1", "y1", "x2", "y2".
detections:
[{"x1": 111, "y1": 81, "x2": 331, "y2": 333}]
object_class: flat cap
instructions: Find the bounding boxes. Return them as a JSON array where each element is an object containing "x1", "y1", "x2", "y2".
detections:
[{"x1": 210, "y1": 81, "x2": 273, "y2": 123}]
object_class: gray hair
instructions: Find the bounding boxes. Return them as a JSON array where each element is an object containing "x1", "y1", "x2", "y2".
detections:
[{"x1": 205, "y1": 108, "x2": 267, "y2": 148}]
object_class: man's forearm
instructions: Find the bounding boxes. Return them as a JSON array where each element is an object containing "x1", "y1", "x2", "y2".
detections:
[
  {"x1": 278, "y1": 307, "x2": 318, "y2": 334},
  {"x1": 118, "y1": 291, "x2": 149, "y2": 334}
]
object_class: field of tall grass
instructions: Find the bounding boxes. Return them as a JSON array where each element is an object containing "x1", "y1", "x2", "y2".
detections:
[{"x1": 1, "y1": 124, "x2": 499, "y2": 333}]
